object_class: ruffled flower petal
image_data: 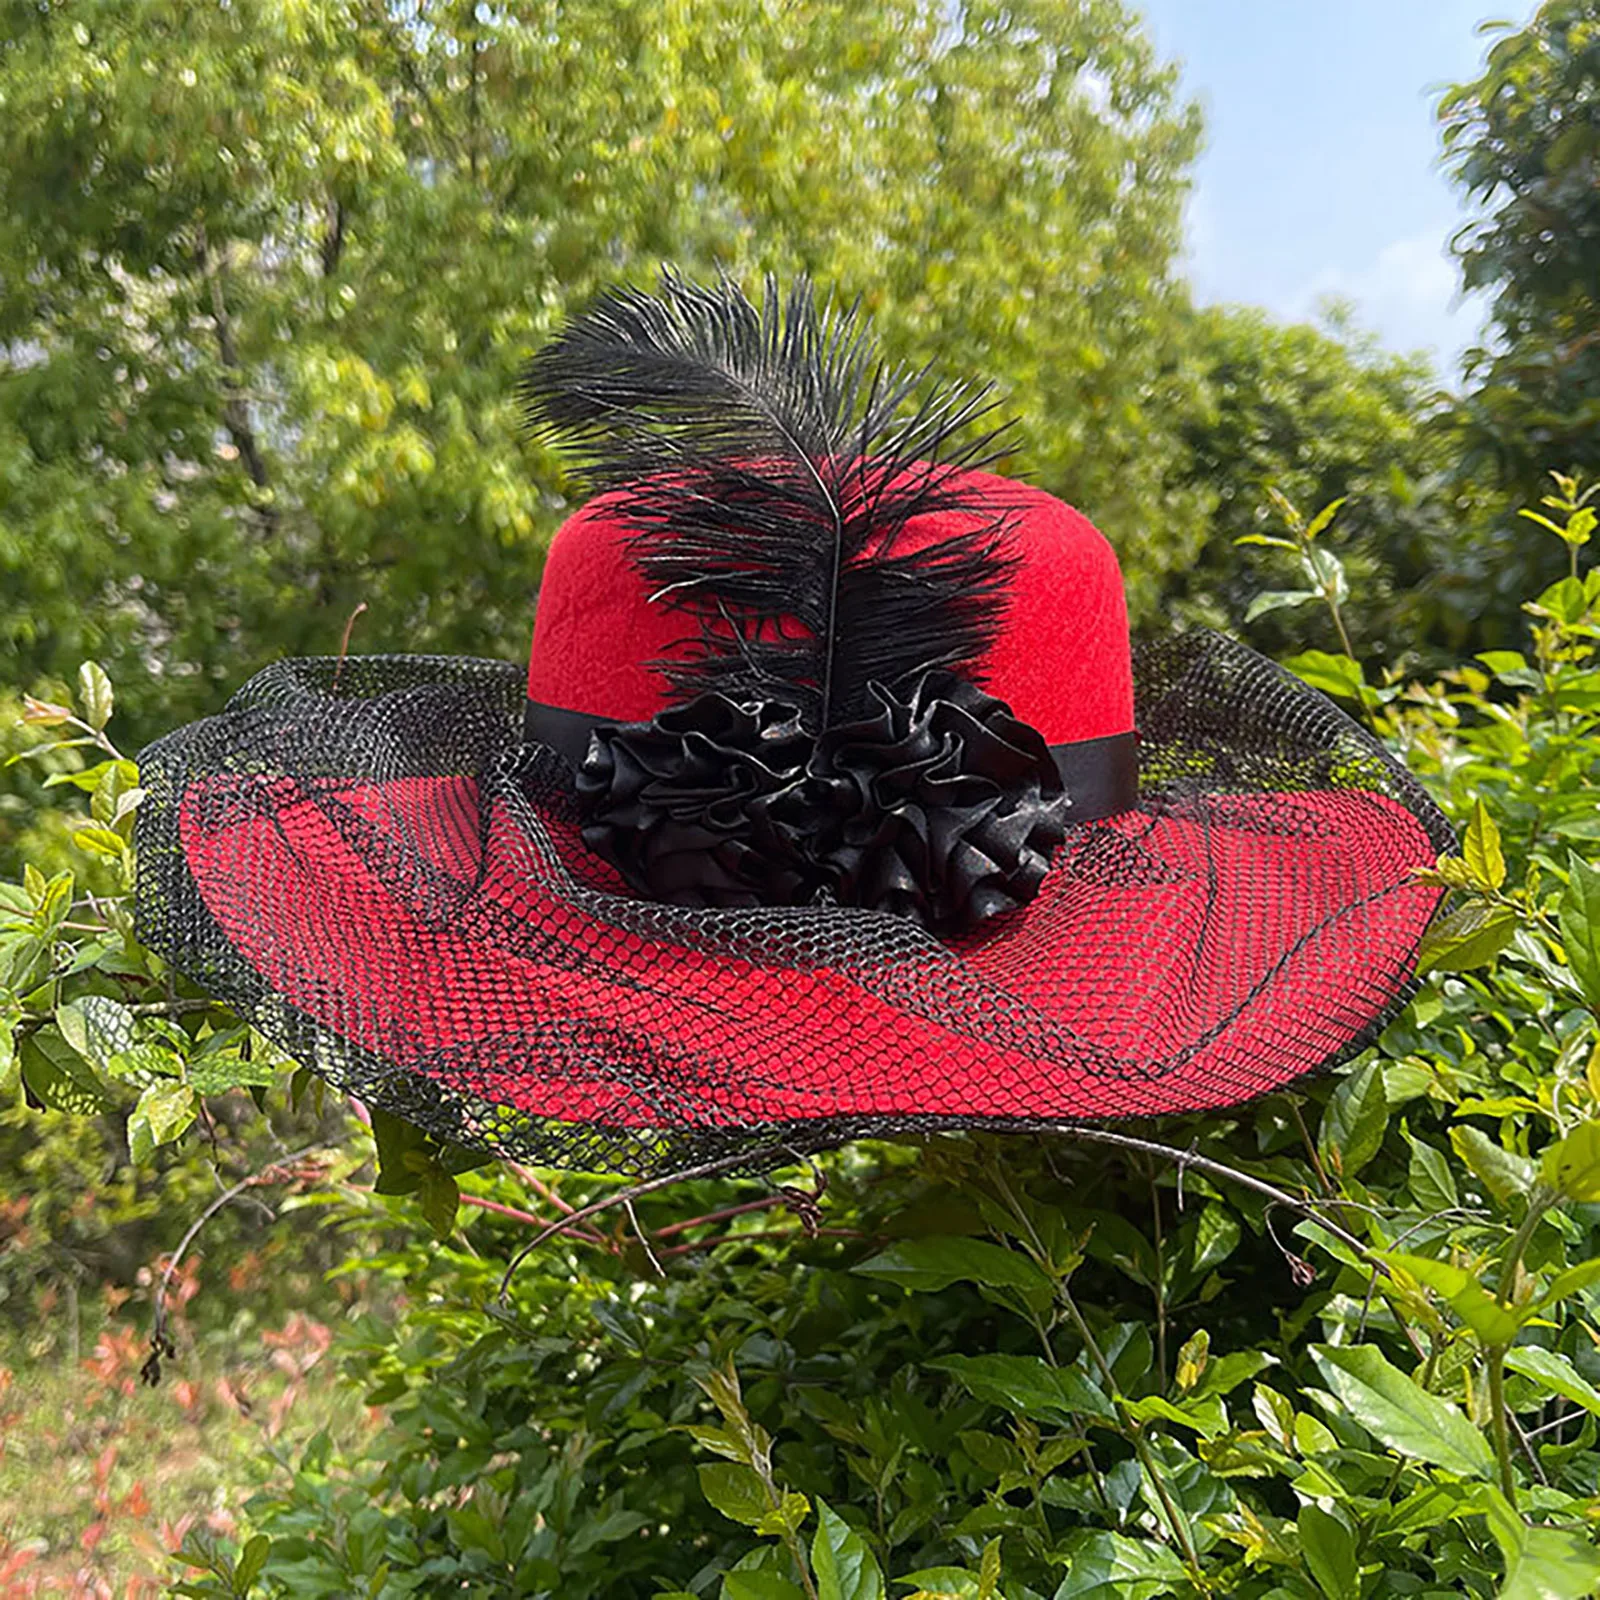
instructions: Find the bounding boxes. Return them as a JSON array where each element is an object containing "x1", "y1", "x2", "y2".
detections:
[{"x1": 575, "y1": 673, "x2": 1070, "y2": 932}]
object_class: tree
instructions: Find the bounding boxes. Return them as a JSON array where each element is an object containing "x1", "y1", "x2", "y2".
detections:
[
  {"x1": 1165, "y1": 305, "x2": 1470, "y2": 663},
  {"x1": 0, "y1": 0, "x2": 1202, "y2": 748},
  {"x1": 1441, "y1": 0, "x2": 1600, "y2": 597}
]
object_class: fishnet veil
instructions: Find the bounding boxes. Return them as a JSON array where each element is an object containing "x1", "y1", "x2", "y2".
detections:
[{"x1": 135, "y1": 633, "x2": 1453, "y2": 1177}]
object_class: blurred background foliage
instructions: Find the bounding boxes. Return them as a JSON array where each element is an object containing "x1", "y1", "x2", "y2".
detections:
[
  {"x1": 4, "y1": 0, "x2": 1600, "y2": 1595},
  {"x1": 3, "y1": 0, "x2": 1567, "y2": 753}
]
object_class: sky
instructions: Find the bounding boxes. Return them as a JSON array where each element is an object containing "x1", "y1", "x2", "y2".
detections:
[{"x1": 1134, "y1": 0, "x2": 1513, "y2": 373}]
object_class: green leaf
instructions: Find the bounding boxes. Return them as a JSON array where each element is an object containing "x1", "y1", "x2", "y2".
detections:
[
  {"x1": 56, "y1": 995, "x2": 135, "y2": 1072},
  {"x1": 1304, "y1": 497, "x2": 1348, "y2": 541},
  {"x1": 1301, "y1": 542, "x2": 1348, "y2": 604},
  {"x1": 1244, "y1": 588, "x2": 1318, "y2": 622},
  {"x1": 897, "y1": 1569, "x2": 979, "y2": 1600},
  {"x1": 0, "y1": 1016, "x2": 17, "y2": 1099},
  {"x1": 1120, "y1": 1393, "x2": 1228, "y2": 1438},
  {"x1": 1559, "y1": 855, "x2": 1600, "y2": 1012},
  {"x1": 1190, "y1": 1202, "x2": 1242, "y2": 1275},
  {"x1": 699, "y1": 1462, "x2": 770, "y2": 1528},
  {"x1": 77, "y1": 661, "x2": 113, "y2": 732},
  {"x1": 1519, "y1": 509, "x2": 1571, "y2": 539},
  {"x1": 1191, "y1": 1349, "x2": 1276, "y2": 1400},
  {"x1": 1298, "y1": 1502, "x2": 1358, "y2": 1600},
  {"x1": 1309, "y1": 1344, "x2": 1494, "y2": 1477},
  {"x1": 1404, "y1": 1127, "x2": 1461, "y2": 1212},
  {"x1": 1382, "y1": 1251, "x2": 1526, "y2": 1345},
  {"x1": 1532, "y1": 576, "x2": 1590, "y2": 625},
  {"x1": 1055, "y1": 1531, "x2": 1188, "y2": 1600},
  {"x1": 976, "y1": 1538, "x2": 1000, "y2": 1600},
  {"x1": 20, "y1": 1032, "x2": 110, "y2": 1115},
  {"x1": 722, "y1": 1575, "x2": 806, "y2": 1600},
  {"x1": 105, "y1": 1042, "x2": 183, "y2": 1087},
  {"x1": 185, "y1": 1053, "x2": 280, "y2": 1094},
  {"x1": 1282, "y1": 649, "x2": 1367, "y2": 702},
  {"x1": 1483, "y1": 1486, "x2": 1600, "y2": 1600},
  {"x1": 417, "y1": 1163, "x2": 459, "y2": 1239},
  {"x1": 38, "y1": 870, "x2": 73, "y2": 932},
  {"x1": 811, "y1": 1500, "x2": 884, "y2": 1600},
  {"x1": 853, "y1": 1237, "x2": 1053, "y2": 1302},
  {"x1": 1504, "y1": 1347, "x2": 1600, "y2": 1421},
  {"x1": 1452, "y1": 1125, "x2": 1537, "y2": 1205},
  {"x1": 88, "y1": 760, "x2": 136, "y2": 823},
  {"x1": 755, "y1": 1490, "x2": 811, "y2": 1538},
  {"x1": 1539, "y1": 1123, "x2": 1600, "y2": 1203},
  {"x1": 1534, "y1": 1258, "x2": 1600, "y2": 1311},
  {"x1": 234, "y1": 1534, "x2": 271, "y2": 1591},
  {"x1": 567, "y1": 1506, "x2": 651, "y2": 1555},
  {"x1": 128, "y1": 1080, "x2": 196, "y2": 1162},
  {"x1": 928, "y1": 1352, "x2": 1116, "y2": 1423},
  {"x1": 1477, "y1": 650, "x2": 1544, "y2": 689},
  {"x1": 72, "y1": 825, "x2": 127, "y2": 859},
  {"x1": 1318, "y1": 1061, "x2": 1387, "y2": 1177},
  {"x1": 1174, "y1": 1329, "x2": 1209, "y2": 1391},
  {"x1": 1417, "y1": 902, "x2": 1519, "y2": 973},
  {"x1": 370, "y1": 1105, "x2": 430, "y2": 1195},
  {"x1": 1464, "y1": 801, "x2": 1508, "y2": 891}
]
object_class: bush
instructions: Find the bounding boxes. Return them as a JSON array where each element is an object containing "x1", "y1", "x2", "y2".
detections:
[{"x1": 5, "y1": 480, "x2": 1600, "y2": 1598}]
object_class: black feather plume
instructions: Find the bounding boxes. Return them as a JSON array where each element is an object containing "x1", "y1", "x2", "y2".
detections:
[{"x1": 520, "y1": 271, "x2": 1020, "y2": 730}]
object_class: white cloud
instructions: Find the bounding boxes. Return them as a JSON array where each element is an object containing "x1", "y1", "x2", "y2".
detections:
[{"x1": 1288, "y1": 232, "x2": 1489, "y2": 369}]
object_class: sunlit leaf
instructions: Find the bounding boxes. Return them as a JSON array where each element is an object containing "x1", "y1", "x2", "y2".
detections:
[
  {"x1": 1539, "y1": 1122, "x2": 1600, "y2": 1203},
  {"x1": 1559, "y1": 854, "x2": 1600, "y2": 1013},
  {"x1": 1310, "y1": 1344, "x2": 1494, "y2": 1477},
  {"x1": 1483, "y1": 1486, "x2": 1600, "y2": 1600},
  {"x1": 1451, "y1": 1125, "x2": 1536, "y2": 1206},
  {"x1": 1504, "y1": 1346, "x2": 1600, "y2": 1421},
  {"x1": 811, "y1": 1500, "x2": 883, "y2": 1600}
]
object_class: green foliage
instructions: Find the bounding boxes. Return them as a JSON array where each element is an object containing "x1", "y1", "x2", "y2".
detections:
[
  {"x1": 1168, "y1": 306, "x2": 1468, "y2": 661},
  {"x1": 0, "y1": 0, "x2": 1205, "y2": 749},
  {"x1": 63, "y1": 476, "x2": 1595, "y2": 1599},
  {"x1": 1441, "y1": 1, "x2": 1600, "y2": 599}
]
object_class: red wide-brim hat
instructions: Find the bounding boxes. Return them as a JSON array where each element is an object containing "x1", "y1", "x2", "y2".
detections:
[{"x1": 135, "y1": 276, "x2": 1453, "y2": 1175}]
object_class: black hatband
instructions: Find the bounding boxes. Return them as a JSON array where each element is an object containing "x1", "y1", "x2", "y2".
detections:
[{"x1": 524, "y1": 699, "x2": 1139, "y2": 822}]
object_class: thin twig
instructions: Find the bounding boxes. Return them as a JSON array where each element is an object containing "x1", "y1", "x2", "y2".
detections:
[
  {"x1": 125, "y1": 999, "x2": 217, "y2": 1018},
  {"x1": 659, "y1": 1226, "x2": 859, "y2": 1260},
  {"x1": 495, "y1": 1144, "x2": 803, "y2": 1303},
  {"x1": 495, "y1": 1126, "x2": 1379, "y2": 1300},
  {"x1": 1038, "y1": 1124, "x2": 1375, "y2": 1264},
  {"x1": 1526, "y1": 1409, "x2": 1585, "y2": 1440},
  {"x1": 508, "y1": 1163, "x2": 579, "y2": 1217},
  {"x1": 331, "y1": 602, "x2": 367, "y2": 692},
  {"x1": 457, "y1": 1191, "x2": 606, "y2": 1246},
  {"x1": 654, "y1": 1196, "x2": 787, "y2": 1239},
  {"x1": 143, "y1": 1144, "x2": 326, "y2": 1384},
  {"x1": 625, "y1": 1198, "x2": 666, "y2": 1277},
  {"x1": 1509, "y1": 1411, "x2": 1551, "y2": 1486}
]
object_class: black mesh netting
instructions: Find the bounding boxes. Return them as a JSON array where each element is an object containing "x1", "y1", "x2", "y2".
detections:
[{"x1": 134, "y1": 633, "x2": 1455, "y2": 1177}]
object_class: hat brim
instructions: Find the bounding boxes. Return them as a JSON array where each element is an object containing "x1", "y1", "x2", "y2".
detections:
[{"x1": 135, "y1": 636, "x2": 1453, "y2": 1174}]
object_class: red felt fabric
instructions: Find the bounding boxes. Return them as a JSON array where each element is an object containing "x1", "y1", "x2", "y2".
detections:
[
  {"x1": 526, "y1": 470, "x2": 1133, "y2": 744},
  {"x1": 180, "y1": 773, "x2": 1440, "y2": 1126}
]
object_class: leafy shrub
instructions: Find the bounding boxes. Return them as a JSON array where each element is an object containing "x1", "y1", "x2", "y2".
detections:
[{"x1": 5, "y1": 480, "x2": 1600, "y2": 1598}]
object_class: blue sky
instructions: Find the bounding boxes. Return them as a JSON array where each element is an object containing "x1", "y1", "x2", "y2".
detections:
[{"x1": 1135, "y1": 0, "x2": 1512, "y2": 372}]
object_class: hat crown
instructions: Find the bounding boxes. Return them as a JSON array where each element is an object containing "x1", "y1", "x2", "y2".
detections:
[{"x1": 526, "y1": 467, "x2": 1134, "y2": 746}]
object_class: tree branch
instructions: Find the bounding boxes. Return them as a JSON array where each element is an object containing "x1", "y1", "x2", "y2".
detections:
[
  {"x1": 493, "y1": 1125, "x2": 1379, "y2": 1301},
  {"x1": 321, "y1": 195, "x2": 346, "y2": 278},
  {"x1": 199, "y1": 232, "x2": 274, "y2": 503}
]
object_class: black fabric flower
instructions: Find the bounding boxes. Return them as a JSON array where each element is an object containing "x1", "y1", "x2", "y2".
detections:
[
  {"x1": 575, "y1": 695, "x2": 818, "y2": 909},
  {"x1": 576, "y1": 673, "x2": 1070, "y2": 933},
  {"x1": 792, "y1": 674, "x2": 1071, "y2": 931}
]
